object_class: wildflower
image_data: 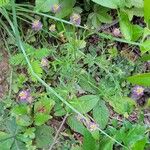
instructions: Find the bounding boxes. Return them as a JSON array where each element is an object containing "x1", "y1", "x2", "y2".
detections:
[
  {"x1": 18, "y1": 90, "x2": 32, "y2": 103},
  {"x1": 32, "y1": 20, "x2": 43, "y2": 31},
  {"x1": 76, "y1": 114, "x2": 87, "y2": 125},
  {"x1": 70, "y1": 13, "x2": 81, "y2": 25},
  {"x1": 131, "y1": 86, "x2": 144, "y2": 100},
  {"x1": 113, "y1": 28, "x2": 121, "y2": 37},
  {"x1": 87, "y1": 121, "x2": 99, "y2": 132},
  {"x1": 41, "y1": 58, "x2": 49, "y2": 67},
  {"x1": 49, "y1": 24, "x2": 56, "y2": 32},
  {"x1": 51, "y1": 4, "x2": 61, "y2": 13}
]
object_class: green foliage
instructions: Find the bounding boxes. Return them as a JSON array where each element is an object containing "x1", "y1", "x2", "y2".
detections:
[
  {"x1": 128, "y1": 73, "x2": 150, "y2": 86},
  {"x1": 140, "y1": 40, "x2": 150, "y2": 54},
  {"x1": 35, "y1": 0, "x2": 59, "y2": 12},
  {"x1": 87, "y1": 5, "x2": 112, "y2": 28},
  {"x1": 119, "y1": 11, "x2": 133, "y2": 41},
  {"x1": 0, "y1": 0, "x2": 9, "y2": 7},
  {"x1": 0, "y1": 131, "x2": 13, "y2": 150},
  {"x1": 70, "y1": 95, "x2": 99, "y2": 114},
  {"x1": 1, "y1": 0, "x2": 150, "y2": 149},
  {"x1": 99, "y1": 138, "x2": 114, "y2": 150},
  {"x1": 114, "y1": 122, "x2": 148, "y2": 149},
  {"x1": 35, "y1": 125, "x2": 54, "y2": 148},
  {"x1": 82, "y1": 130, "x2": 97, "y2": 150},
  {"x1": 144, "y1": 0, "x2": 150, "y2": 26},
  {"x1": 67, "y1": 115, "x2": 86, "y2": 135},
  {"x1": 91, "y1": 0, "x2": 124, "y2": 9},
  {"x1": 93, "y1": 101, "x2": 109, "y2": 129},
  {"x1": 107, "y1": 96, "x2": 136, "y2": 115},
  {"x1": 55, "y1": 0, "x2": 76, "y2": 18}
]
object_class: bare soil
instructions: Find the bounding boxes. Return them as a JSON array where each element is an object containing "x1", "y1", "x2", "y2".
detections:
[{"x1": 0, "y1": 50, "x2": 9, "y2": 98}]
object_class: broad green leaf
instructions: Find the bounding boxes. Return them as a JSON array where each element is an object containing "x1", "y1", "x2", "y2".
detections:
[
  {"x1": 70, "y1": 95, "x2": 99, "y2": 114},
  {"x1": 99, "y1": 138, "x2": 114, "y2": 150},
  {"x1": 5, "y1": 118, "x2": 21, "y2": 135},
  {"x1": 35, "y1": 125, "x2": 54, "y2": 148},
  {"x1": 34, "y1": 113, "x2": 51, "y2": 126},
  {"x1": 132, "y1": 25, "x2": 143, "y2": 41},
  {"x1": 119, "y1": 11, "x2": 133, "y2": 41},
  {"x1": 34, "y1": 97, "x2": 55, "y2": 114},
  {"x1": 125, "y1": 7, "x2": 143, "y2": 21},
  {"x1": 0, "y1": 131, "x2": 13, "y2": 150},
  {"x1": 11, "y1": 140, "x2": 26, "y2": 150},
  {"x1": 115, "y1": 123, "x2": 147, "y2": 147},
  {"x1": 78, "y1": 74, "x2": 97, "y2": 94},
  {"x1": 93, "y1": 101, "x2": 109, "y2": 129},
  {"x1": 16, "y1": 115, "x2": 32, "y2": 126},
  {"x1": 11, "y1": 105, "x2": 28, "y2": 116},
  {"x1": 0, "y1": 0, "x2": 10, "y2": 7},
  {"x1": 106, "y1": 96, "x2": 135, "y2": 115},
  {"x1": 82, "y1": 130, "x2": 97, "y2": 150},
  {"x1": 140, "y1": 54, "x2": 150, "y2": 61},
  {"x1": 140, "y1": 40, "x2": 150, "y2": 54},
  {"x1": 123, "y1": 125, "x2": 146, "y2": 146},
  {"x1": 144, "y1": 0, "x2": 150, "y2": 26},
  {"x1": 131, "y1": 138, "x2": 147, "y2": 150},
  {"x1": 143, "y1": 27, "x2": 150, "y2": 40},
  {"x1": 54, "y1": 103, "x2": 66, "y2": 116},
  {"x1": 88, "y1": 5, "x2": 112, "y2": 28},
  {"x1": 126, "y1": 0, "x2": 143, "y2": 8},
  {"x1": 91, "y1": 0, "x2": 125, "y2": 9},
  {"x1": 132, "y1": 0, "x2": 143, "y2": 8},
  {"x1": 67, "y1": 115, "x2": 86, "y2": 135},
  {"x1": 35, "y1": 0, "x2": 59, "y2": 12},
  {"x1": 127, "y1": 73, "x2": 150, "y2": 86},
  {"x1": 55, "y1": 0, "x2": 76, "y2": 18}
]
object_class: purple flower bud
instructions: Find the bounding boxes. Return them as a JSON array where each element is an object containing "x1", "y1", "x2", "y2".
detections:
[
  {"x1": 76, "y1": 115, "x2": 87, "y2": 124},
  {"x1": 131, "y1": 86, "x2": 144, "y2": 100},
  {"x1": 70, "y1": 13, "x2": 81, "y2": 25},
  {"x1": 41, "y1": 58, "x2": 49, "y2": 67},
  {"x1": 18, "y1": 90, "x2": 32, "y2": 103},
  {"x1": 32, "y1": 20, "x2": 43, "y2": 31},
  {"x1": 51, "y1": 4, "x2": 61, "y2": 13}
]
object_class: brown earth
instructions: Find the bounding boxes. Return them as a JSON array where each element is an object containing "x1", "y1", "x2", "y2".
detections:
[{"x1": 0, "y1": 49, "x2": 9, "y2": 99}]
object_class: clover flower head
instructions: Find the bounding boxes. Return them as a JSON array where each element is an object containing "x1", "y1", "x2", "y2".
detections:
[
  {"x1": 70, "y1": 13, "x2": 81, "y2": 25},
  {"x1": 51, "y1": 4, "x2": 61, "y2": 13},
  {"x1": 32, "y1": 20, "x2": 43, "y2": 31},
  {"x1": 19, "y1": 90, "x2": 31, "y2": 103},
  {"x1": 49, "y1": 24, "x2": 56, "y2": 32},
  {"x1": 132, "y1": 86, "x2": 144, "y2": 96},
  {"x1": 76, "y1": 114, "x2": 87, "y2": 124},
  {"x1": 113, "y1": 28, "x2": 120, "y2": 37},
  {"x1": 87, "y1": 121, "x2": 99, "y2": 132},
  {"x1": 131, "y1": 86, "x2": 144, "y2": 100},
  {"x1": 41, "y1": 58, "x2": 49, "y2": 67}
]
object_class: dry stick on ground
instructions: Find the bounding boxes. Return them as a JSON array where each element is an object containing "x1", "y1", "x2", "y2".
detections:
[{"x1": 49, "y1": 114, "x2": 69, "y2": 150}]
